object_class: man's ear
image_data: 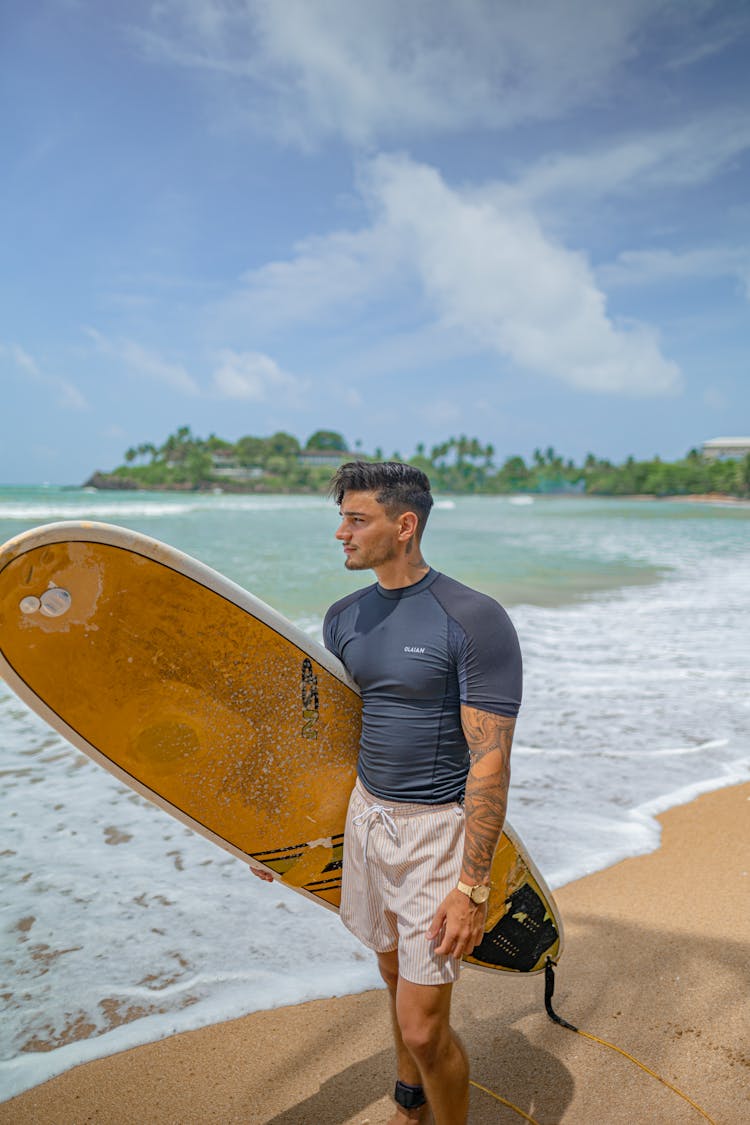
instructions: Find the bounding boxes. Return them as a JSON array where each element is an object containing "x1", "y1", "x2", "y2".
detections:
[{"x1": 397, "y1": 511, "x2": 419, "y2": 542}]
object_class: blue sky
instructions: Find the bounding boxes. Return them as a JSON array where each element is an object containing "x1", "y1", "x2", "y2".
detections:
[{"x1": 2, "y1": 0, "x2": 749, "y2": 484}]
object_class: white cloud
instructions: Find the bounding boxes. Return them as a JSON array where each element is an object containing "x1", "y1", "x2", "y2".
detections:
[
  {"x1": 56, "y1": 380, "x2": 89, "y2": 411},
  {"x1": 86, "y1": 328, "x2": 200, "y2": 395},
  {"x1": 222, "y1": 154, "x2": 681, "y2": 397},
  {"x1": 667, "y1": 9, "x2": 750, "y2": 71},
  {"x1": 519, "y1": 113, "x2": 750, "y2": 205},
  {"x1": 223, "y1": 226, "x2": 396, "y2": 328},
  {"x1": 133, "y1": 0, "x2": 698, "y2": 146},
  {"x1": 370, "y1": 155, "x2": 681, "y2": 396},
  {"x1": 1, "y1": 342, "x2": 88, "y2": 410},
  {"x1": 600, "y1": 246, "x2": 750, "y2": 297},
  {"x1": 212, "y1": 349, "x2": 305, "y2": 401},
  {"x1": 8, "y1": 343, "x2": 39, "y2": 377}
]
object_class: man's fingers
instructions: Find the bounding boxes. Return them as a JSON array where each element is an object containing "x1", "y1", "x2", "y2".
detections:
[
  {"x1": 426, "y1": 905, "x2": 447, "y2": 941},
  {"x1": 435, "y1": 930, "x2": 478, "y2": 958},
  {"x1": 433, "y1": 935, "x2": 451, "y2": 956},
  {"x1": 250, "y1": 866, "x2": 274, "y2": 883},
  {"x1": 430, "y1": 896, "x2": 487, "y2": 956},
  {"x1": 435, "y1": 932, "x2": 468, "y2": 957},
  {"x1": 433, "y1": 918, "x2": 469, "y2": 956},
  {"x1": 437, "y1": 936, "x2": 480, "y2": 959}
]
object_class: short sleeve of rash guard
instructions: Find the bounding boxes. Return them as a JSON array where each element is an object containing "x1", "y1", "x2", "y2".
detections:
[
  {"x1": 323, "y1": 586, "x2": 368, "y2": 663},
  {"x1": 434, "y1": 578, "x2": 522, "y2": 718},
  {"x1": 322, "y1": 608, "x2": 339, "y2": 660}
]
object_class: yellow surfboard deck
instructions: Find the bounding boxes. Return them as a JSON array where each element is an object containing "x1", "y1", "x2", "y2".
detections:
[{"x1": 0, "y1": 521, "x2": 562, "y2": 974}]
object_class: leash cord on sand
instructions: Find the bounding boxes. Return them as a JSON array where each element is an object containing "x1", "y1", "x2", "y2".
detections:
[
  {"x1": 468, "y1": 1079, "x2": 540, "y2": 1123},
  {"x1": 544, "y1": 959, "x2": 718, "y2": 1125}
]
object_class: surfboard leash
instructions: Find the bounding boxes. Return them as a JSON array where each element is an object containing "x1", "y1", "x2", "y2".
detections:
[
  {"x1": 543, "y1": 958, "x2": 718, "y2": 1125},
  {"x1": 468, "y1": 1079, "x2": 541, "y2": 1123}
]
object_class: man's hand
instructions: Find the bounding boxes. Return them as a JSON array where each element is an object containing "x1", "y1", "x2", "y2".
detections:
[
  {"x1": 250, "y1": 866, "x2": 274, "y2": 883},
  {"x1": 427, "y1": 888, "x2": 487, "y2": 959}
]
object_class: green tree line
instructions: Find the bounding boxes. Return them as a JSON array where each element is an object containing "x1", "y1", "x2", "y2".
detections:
[{"x1": 89, "y1": 427, "x2": 750, "y2": 497}]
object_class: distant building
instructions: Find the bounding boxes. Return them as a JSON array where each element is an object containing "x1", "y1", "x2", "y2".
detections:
[
  {"x1": 296, "y1": 449, "x2": 362, "y2": 468},
  {"x1": 702, "y1": 437, "x2": 750, "y2": 460},
  {"x1": 210, "y1": 451, "x2": 264, "y2": 480}
]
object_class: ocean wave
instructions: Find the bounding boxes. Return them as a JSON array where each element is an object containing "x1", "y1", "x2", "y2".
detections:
[
  {"x1": 0, "y1": 496, "x2": 331, "y2": 521},
  {"x1": 1, "y1": 496, "x2": 748, "y2": 1100},
  {"x1": 0, "y1": 502, "x2": 197, "y2": 520}
]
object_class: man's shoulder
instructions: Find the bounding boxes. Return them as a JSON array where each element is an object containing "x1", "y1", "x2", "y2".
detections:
[
  {"x1": 324, "y1": 582, "x2": 377, "y2": 622},
  {"x1": 430, "y1": 571, "x2": 516, "y2": 637},
  {"x1": 431, "y1": 572, "x2": 507, "y2": 615}
]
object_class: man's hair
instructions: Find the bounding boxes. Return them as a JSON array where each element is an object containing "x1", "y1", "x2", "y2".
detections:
[{"x1": 328, "y1": 461, "x2": 434, "y2": 538}]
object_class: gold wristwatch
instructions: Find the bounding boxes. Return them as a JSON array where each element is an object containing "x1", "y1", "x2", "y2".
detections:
[{"x1": 456, "y1": 880, "x2": 490, "y2": 905}]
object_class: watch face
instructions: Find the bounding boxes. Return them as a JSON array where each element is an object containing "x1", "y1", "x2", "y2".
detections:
[{"x1": 472, "y1": 884, "x2": 490, "y2": 904}]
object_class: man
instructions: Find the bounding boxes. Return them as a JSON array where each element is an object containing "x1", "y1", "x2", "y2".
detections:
[{"x1": 322, "y1": 461, "x2": 522, "y2": 1125}]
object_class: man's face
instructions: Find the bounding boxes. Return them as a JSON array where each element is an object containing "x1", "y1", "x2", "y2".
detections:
[{"x1": 335, "y1": 490, "x2": 402, "y2": 571}]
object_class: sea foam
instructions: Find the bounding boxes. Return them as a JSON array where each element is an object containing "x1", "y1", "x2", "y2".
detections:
[{"x1": 1, "y1": 495, "x2": 748, "y2": 1101}]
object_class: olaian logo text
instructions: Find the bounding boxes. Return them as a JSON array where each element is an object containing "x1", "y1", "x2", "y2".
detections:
[{"x1": 404, "y1": 646, "x2": 426, "y2": 654}]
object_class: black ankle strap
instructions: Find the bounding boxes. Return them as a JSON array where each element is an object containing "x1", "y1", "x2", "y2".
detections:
[{"x1": 394, "y1": 1080, "x2": 426, "y2": 1109}]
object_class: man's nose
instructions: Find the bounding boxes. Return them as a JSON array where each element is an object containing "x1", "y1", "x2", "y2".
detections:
[{"x1": 335, "y1": 521, "x2": 348, "y2": 540}]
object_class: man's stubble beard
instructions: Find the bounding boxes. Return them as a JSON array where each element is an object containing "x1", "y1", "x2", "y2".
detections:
[{"x1": 344, "y1": 540, "x2": 398, "y2": 571}]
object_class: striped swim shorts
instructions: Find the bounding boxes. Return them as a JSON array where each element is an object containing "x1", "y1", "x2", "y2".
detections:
[{"x1": 340, "y1": 778, "x2": 466, "y2": 986}]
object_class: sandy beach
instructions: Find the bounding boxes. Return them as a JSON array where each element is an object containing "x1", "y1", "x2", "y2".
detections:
[{"x1": 2, "y1": 782, "x2": 747, "y2": 1125}]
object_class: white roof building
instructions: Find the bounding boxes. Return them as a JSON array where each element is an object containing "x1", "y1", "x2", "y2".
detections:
[
  {"x1": 209, "y1": 451, "x2": 264, "y2": 479},
  {"x1": 296, "y1": 450, "x2": 361, "y2": 467},
  {"x1": 702, "y1": 437, "x2": 750, "y2": 460}
]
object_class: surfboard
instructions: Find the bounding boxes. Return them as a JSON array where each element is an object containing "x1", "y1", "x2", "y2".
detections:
[{"x1": 0, "y1": 520, "x2": 562, "y2": 974}]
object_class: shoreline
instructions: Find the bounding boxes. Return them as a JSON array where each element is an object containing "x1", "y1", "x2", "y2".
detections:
[
  {"x1": 82, "y1": 483, "x2": 750, "y2": 504},
  {"x1": 3, "y1": 482, "x2": 749, "y2": 506},
  {"x1": 2, "y1": 781, "x2": 747, "y2": 1124}
]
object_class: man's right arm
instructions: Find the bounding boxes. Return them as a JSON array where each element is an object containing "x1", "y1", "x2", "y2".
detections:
[{"x1": 428, "y1": 706, "x2": 514, "y2": 958}]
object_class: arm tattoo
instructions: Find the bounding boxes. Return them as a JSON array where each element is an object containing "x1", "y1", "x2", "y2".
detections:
[{"x1": 460, "y1": 706, "x2": 515, "y2": 885}]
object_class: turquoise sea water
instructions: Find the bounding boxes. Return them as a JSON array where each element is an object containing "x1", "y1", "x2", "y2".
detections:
[{"x1": 1, "y1": 487, "x2": 748, "y2": 1099}]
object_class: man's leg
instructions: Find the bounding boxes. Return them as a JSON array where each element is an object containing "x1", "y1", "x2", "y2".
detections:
[
  {"x1": 377, "y1": 950, "x2": 469, "y2": 1125},
  {"x1": 377, "y1": 950, "x2": 433, "y2": 1125},
  {"x1": 396, "y1": 974, "x2": 469, "y2": 1125}
]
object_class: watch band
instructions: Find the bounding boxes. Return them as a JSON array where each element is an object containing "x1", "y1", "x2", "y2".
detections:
[{"x1": 456, "y1": 880, "x2": 490, "y2": 904}]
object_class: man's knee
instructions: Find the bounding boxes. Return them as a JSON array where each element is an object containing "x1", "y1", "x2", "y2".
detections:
[
  {"x1": 398, "y1": 1010, "x2": 449, "y2": 1068},
  {"x1": 396, "y1": 982, "x2": 453, "y2": 1068}
]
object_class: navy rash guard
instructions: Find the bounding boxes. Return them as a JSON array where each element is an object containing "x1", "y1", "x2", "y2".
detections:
[{"x1": 323, "y1": 568, "x2": 522, "y2": 804}]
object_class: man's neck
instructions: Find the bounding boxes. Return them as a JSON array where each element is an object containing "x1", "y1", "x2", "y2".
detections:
[{"x1": 373, "y1": 554, "x2": 430, "y2": 591}]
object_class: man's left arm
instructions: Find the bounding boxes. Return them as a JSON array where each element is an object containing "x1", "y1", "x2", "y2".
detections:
[{"x1": 428, "y1": 705, "x2": 515, "y2": 959}]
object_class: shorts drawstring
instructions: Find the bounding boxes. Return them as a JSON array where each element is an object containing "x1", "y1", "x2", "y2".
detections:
[{"x1": 353, "y1": 803, "x2": 398, "y2": 867}]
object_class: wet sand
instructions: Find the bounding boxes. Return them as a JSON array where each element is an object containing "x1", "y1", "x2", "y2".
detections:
[{"x1": 2, "y1": 782, "x2": 747, "y2": 1124}]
